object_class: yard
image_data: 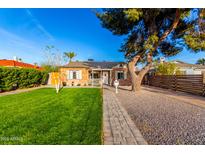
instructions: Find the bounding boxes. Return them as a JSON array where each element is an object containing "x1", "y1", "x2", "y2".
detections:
[{"x1": 0, "y1": 88, "x2": 102, "y2": 145}]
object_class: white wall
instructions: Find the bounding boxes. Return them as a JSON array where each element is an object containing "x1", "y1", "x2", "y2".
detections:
[{"x1": 179, "y1": 68, "x2": 202, "y2": 75}]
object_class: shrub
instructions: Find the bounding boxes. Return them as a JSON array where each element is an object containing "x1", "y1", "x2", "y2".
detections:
[
  {"x1": 155, "y1": 62, "x2": 182, "y2": 75},
  {"x1": 41, "y1": 72, "x2": 49, "y2": 85},
  {"x1": 0, "y1": 67, "x2": 48, "y2": 92}
]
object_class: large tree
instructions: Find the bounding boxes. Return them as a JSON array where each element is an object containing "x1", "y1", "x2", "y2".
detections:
[{"x1": 97, "y1": 8, "x2": 205, "y2": 91}]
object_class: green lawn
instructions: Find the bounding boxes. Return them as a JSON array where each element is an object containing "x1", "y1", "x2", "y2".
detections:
[{"x1": 0, "y1": 88, "x2": 102, "y2": 145}]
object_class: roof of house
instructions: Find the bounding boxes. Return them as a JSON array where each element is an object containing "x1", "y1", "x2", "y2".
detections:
[
  {"x1": 0, "y1": 60, "x2": 43, "y2": 70},
  {"x1": 62, "y1": 61, "x2": 126, "y2": 69},
  {"x1": 170, "y1": 60, "x2": 205, "y2": 69},
  {"x1": 62, "y1": 62, "x2": 90, "y2": 68}
]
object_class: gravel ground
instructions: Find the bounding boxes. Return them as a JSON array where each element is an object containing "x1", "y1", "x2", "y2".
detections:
[{"x1": 112, "y1": 86, "x2": 205, "y2": 145}]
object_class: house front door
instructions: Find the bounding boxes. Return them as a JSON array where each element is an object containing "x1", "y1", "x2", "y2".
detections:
[{"x1": 102, "y1": 72, "x2": 109, "y2": 84}]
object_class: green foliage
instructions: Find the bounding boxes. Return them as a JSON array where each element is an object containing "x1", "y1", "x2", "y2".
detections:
[
  {"x1": 184, "y1": 33, "x2": 205, "y2": 51},
  {"x1": 155, "y1": 62, "x2": 182, "y2": 75},
  {"x1": 96, "y1": 9, "x2": 140, "y2": 35},
  {"x1": 180, "y1": 10, "x2": 191, "y2": 19},
  {"x1": 97, "y1": 9, "x2": 205, "y2": 62},
  {"x1": 41, "y1": 63, "x2": 58, "y2": 72},
  {"x1": 144, "y1": 33, "x2": 159, "y2": 52},
  {"x1": 64, "y1": 52, "x2": 77, "y2": 62},
  {"x1": 0, "y1": 67, "x2": 48, "y2": 92},
  {"x1": 123, "y1": 9, "x2": 143, "y2": 22},
  {"x1": 196, "y1": 58, "x2": 205, "y2": 65},
  {"x1": 0, "y1": 88, "x2": 102, "y2": 144}
]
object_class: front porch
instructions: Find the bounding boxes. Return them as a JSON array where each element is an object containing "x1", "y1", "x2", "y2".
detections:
[{"x1": 88, "y1": 69, "x2": 112, "y2": 86}]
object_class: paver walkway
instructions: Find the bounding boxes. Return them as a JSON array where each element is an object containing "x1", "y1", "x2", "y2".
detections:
[{"x1": 103, "y1": 86, "x2": 147, "y2": 145}]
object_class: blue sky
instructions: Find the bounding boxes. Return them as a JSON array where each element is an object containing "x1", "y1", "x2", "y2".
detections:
[{"x1": 0, "y1": 8, "x2": 204, "y2": 65}]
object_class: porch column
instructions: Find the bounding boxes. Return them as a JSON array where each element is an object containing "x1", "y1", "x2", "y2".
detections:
[
  {"x1": 101, "y1": 70, "x2": 103, "y2": 87},
  {"x1": 110, "y1": 70, "x2": 112, "y2": 86}
]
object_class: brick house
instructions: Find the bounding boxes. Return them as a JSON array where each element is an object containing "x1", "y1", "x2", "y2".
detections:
[{"x1": 59, "y1": 60, "x2": 132, "y2": 86}]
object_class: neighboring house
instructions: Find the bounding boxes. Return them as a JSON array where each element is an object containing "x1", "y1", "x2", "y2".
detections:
[
  {"x1": 172, "y1": 60, "x2": 205, "y2": 75},
  {"x1": 59, "y1": 60, "x2": 132, "y2": 86},
  {"x1": 0, "y1": 59, "x2": 43, "y2": 70},
  {"x1": 145, "y1": 59, "x2": 205, "y2": 79}
]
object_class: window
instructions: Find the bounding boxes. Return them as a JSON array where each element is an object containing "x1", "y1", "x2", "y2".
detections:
[
  {"x1": 93, "y1": 73, "x2": 98, "y2": 78},
  {"x1": 90, "y1": 72, "x2": 99, "y2": 79},
  {"x1": 73, "y1": 71, "x2": 77, "y2": 79},
  {"x1": 117, "y1": 72, "x2": 124, "y2": 80},
  {"x1": 67, "y1": 70, "x2": 82, "y2": 80}
]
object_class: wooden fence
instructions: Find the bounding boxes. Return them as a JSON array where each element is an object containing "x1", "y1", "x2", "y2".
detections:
[{"x1": 144, "y1": 74, "x2": 205, "y2": 96}]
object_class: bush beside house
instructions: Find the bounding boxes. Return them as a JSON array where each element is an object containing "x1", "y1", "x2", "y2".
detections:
[{"x1": 0, "y1": 67, "x2": 48, "y2": 92}]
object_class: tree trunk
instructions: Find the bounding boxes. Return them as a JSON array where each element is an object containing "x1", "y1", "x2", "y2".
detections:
[
  {"x1": 135, "y1": 77, "x2": 142, "y2": 91},
  {"x1": 128, "y1": 63, "x2": 151, "y2": 92},
  {"x1": 128, "y1": 55, "x2": 152, "y2": 92},
  {"x1": 128, "y1": 60, "x2": 137, "y2": 91},
  {"x1": 128, "y1": 56, "x2": 140, "y2": 92}
]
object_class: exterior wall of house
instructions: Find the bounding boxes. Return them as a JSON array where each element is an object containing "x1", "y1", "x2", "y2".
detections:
[
  {"x1": 179, "y1": 68, "x2": 205, "y2": 75},
  {"x1": 59, "y1": 67, "x2": 89, "y2": 86},
  {"x1": 111, "y1": 67, "x2": 132, "y2": 86},
  {"x1": 58, "y1": 64, "x2": 132, "y2": 87},
  {"x1": 195, "y1": 69, "x2": 205, "y2": 74}
]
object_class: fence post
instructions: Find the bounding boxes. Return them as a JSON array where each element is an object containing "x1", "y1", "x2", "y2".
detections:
[
  {"x1": 203, "y1": 73, "x2": 205, "y2": 96},
  {"x1": 174, "y1": 75, "x2": 177, "y2": 91}
]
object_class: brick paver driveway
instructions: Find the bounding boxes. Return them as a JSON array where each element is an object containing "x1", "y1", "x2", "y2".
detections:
[
  {"x1": 103, "y1": 86, "x2": 147, "y2": 145},
  {"x1": 108, "y1": 86, "x2": 205, "y2": 145}
]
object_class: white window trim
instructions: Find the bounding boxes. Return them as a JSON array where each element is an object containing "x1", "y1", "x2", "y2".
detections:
[
  {"x1": 116, "y1": 71, "x2": 125, "y2": 80},
  {"x1": 67, "y1": 70, "x2": 82, "y2": 80}
]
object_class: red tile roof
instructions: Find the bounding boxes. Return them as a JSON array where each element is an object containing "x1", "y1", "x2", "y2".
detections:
[{"x1": 0, "y1": 60, "x2": 43, "y2": 70}]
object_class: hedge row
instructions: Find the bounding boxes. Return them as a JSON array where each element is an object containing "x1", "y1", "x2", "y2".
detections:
[{"x1": 0, "y1": 67, "x2": 49, "y2": 92}]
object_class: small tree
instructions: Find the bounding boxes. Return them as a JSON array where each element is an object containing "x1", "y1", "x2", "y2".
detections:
[
  {"x1": 196, "y1": 58, "x2": 205, "y2": 65},
  {"x1": 64, "y1": 52, "x2": 77, "y2": 62},
  {"x1": 155, "y1": 62, "x2": 181, "y2": 75},
  {"x1": 41, "y1": 45, "x2": 64, "y2": 93}
]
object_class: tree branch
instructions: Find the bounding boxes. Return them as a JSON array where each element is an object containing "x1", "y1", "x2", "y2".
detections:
[
  {"x1": 130, "y1": 8, "x2": 181, "y2": 79},
  {"x1": 126, "y1": 9, "x2": 181, "y2": 58},
  {"x1": 137, "y1": 7, "x2": 180, "y2": 79},
  {"x1": 130, "y1": 55, "x2": 141, "y2": 64},
  {"x1": 152, "y1": 9, "x2": 181, "y2": 52},
  {"x1": 138, "y1": 62, "x2": 152, "y2": 78}
]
